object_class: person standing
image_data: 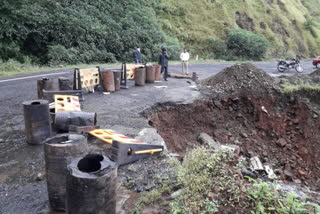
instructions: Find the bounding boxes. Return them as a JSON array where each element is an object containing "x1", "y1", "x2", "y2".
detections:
[
  {"x1": 158, "y1": 48, "x2": 169, "y2": 81},
  {"x1": 134, "y1": 48, "x2": 142, "y2": 64},
  {"x1": 180, "y1": 48, "x2": 190, "y2": 75}
]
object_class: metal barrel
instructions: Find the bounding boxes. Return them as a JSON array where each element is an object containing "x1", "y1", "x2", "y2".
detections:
[
  {"x1": 37, "y1": 78, "x2": 55, "y2": 99},
  {"x1": 154, "y1": 64, "x2": 162, "y2": 81},
  {"x1": 146, "y1": 65, "x2": 156, "y2": 83},
  {"x1": 44, "y1": 134, "x2": 88, "y2": 211},
  {"x1": 23, "y1": 100, "x2": 51, "y2": 145},
  {"x1": 58, "y1": 77, "x2": 73, "y2": 91},
  {"x1": 135, "y1": 67, "x2": 146, "y2": 86},
  {"x1": 54, "y1": 111, "x2": 97, "y2": 132},
  {"x1": 113, "y1": 70, "x2": 121, "y2": 91},
  {"x1": 66, "y1": 154, "x2": 117, "y2": 214},
  {"x1": 102, "y1": 70, "x2": 115, "y2": 92}
]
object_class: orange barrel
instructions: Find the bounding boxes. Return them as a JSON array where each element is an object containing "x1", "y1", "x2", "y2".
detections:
[
  {"x1": 113, "y1": 70, "x2": 121, "y2": 91},
  {"x1": 102, "y1": 70, "x2": 115, "y2": 92},
  {"x1": 135, "y1": 67, "x2": 146, "y2": 86},
  {"x1": 154, "y1": 65, "x2": 162, "y2": 81},
  {"x1": 146, "y1": 65, "x2": 156, "y2": 83}
]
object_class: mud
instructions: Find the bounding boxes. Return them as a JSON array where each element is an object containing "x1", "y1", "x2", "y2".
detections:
[{"x1": 149, "y1": 64, "x2": 320, "y2": 191}]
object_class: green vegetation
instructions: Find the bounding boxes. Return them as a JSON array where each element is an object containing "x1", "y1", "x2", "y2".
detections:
[
  {"x1": 227, "y1": 29, "x2": 269, "y2": 60},
  {"x1": 0, "y1": 0, "x2": 181, "y2": 65},
  {"x1": 134, "y1": 147, "x2": 320, "y2": 213},
  {"x1": 282, "y1": 83, "x2": 320, "y2": 94},
  {"x1": 153, "y1": 0, "x2": 320, "y2": 58},
  {"x1": 1, "y1": 0, "x2": 320, "y2": 68}
]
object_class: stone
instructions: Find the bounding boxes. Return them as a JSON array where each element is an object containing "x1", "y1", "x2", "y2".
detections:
[
  {"x1": 221, "y1": 144, "x2": 240, "y2": 156},
  {"x1": 240, "y1": 133, "x2": 248, "y2": 138},
  {"x1": 0, "y1": 139, "x2": 4, "y2": 144},
  {"x1": 35, "y1": 173, "x2": 45, "y2": 181},
  {"x1": 170, "y1": 189, "x2": 183, "y2": 199},
  {"x1": 197, "y1": 133, "x2": 221, "y2": 150},
  {"x1": 277, "y1": 138, "x2": 287, "y2": 147},
  {"x1": 294, "y1": 179, "x2": 302, "y2": 184},
  {"x1": 135, "y1": 128, "x2": 167, "y2": 151}
]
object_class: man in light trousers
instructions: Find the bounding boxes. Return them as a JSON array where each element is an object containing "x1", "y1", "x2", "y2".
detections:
[{"x1": 180, "y1": 48, "x2": 190, "y2": 75}]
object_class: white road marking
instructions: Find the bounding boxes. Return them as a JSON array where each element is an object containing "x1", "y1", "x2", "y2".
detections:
[{"x1": 0, "y1": 72, "x2": 69, "y2": 83}]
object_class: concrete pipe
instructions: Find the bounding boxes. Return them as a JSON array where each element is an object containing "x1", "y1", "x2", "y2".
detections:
[
  {"x1": 23, "y1": 100, "x2": 51, "y2": 145},
  {"x1": 135, "y1": 67, "x2": 146, "y2": 86},
  {"x1": 44, "y1": 134, "x2": 88, "y2": 211},
  {"x1": 37, "y1": 78, "x2": 55, "y2": 99},
  {"x1": 54, "y1": 111, "x2": 97, "y2": 132},
  {"x1": 146, "y1": 65, "x2": 156, "y2": 83},
  {"x1": 58, "y1": 77, "x2": 73, "y2": 91},
  {"x1": 66, "y1": 154, "x2": 117, "y2": 214},
  {"x1": 102, "y1": 71, "x2": 115, "y2": 92}
]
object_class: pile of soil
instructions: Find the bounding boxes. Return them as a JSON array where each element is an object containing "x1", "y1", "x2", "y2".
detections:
[
  {"x1": 200, "y1": 63, "x2": 280, "y2": 94},
  {"x1": 148, "y1": 63, "x2": 320, "y2": 191}
]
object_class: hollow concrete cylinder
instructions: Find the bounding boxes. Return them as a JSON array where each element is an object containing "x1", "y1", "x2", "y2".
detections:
[
  {"x1": 102, "y1": 71, "x2": 115, "y2": 92},
  {"x1": 54, "y1": 111, "x2": 97, "y2": 132},
  {"x1": 44, "y1": 134, "x2": 88, "y2": 211},
  {"x1": 23, "y1": 100, "x2": 51, "y2": 145},
  {"x1": 66, "y1": 154, "x2": 117, "y2": 214},
  {"x1": 146, "y1": 66, "x2": 156, "y2": 83},
  {"x1": 113, "y1": 71, "x2": 121, "y2": 91},
  {"x1": 135, "y1": 67, "x2": 146, "y2": 86},
  {"x1": 154, "y1": 65, "x2": 161, "y2": 81},
  {"x1": 58, "y1": 77, "x2": 73, "y2": 91},
  {"x1": 37, "y1": 78, "x2": 55, "y2": 99}
]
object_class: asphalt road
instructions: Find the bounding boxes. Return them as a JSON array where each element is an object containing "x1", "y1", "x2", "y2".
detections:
[{"x1": 0, "y1": 60, "x2": 316, "y2": 213}]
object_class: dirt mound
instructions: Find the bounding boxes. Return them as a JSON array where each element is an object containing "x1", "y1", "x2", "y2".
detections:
[
  {"x1": 200, "y1": 63, "x2": 280, "y2": 94},
  {"x1": 149, "y1": 94, "x2": 320, "y2": 191}
]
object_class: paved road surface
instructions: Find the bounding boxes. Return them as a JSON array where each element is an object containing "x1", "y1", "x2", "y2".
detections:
[{"x1": 0, "y1": 61, "x2": 316, "y2": 213}]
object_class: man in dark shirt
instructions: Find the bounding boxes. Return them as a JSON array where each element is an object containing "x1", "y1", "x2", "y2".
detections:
[
  {"x1": 158, "y1": 48, "x2": 169, "y2": 81},
  {"x1": 134, "y1": 48, "x2": 142, "y2": 64}
]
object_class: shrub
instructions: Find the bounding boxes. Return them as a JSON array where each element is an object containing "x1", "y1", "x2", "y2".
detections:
[
  {"x1": 227, "y1": 29, "x2": 269, "y2": 60},
  {"x1": 203, "y1": 37, "x2": 228, "y2": 59}
]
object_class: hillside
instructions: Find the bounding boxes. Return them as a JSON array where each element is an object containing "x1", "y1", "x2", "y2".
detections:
[
  {"x1": 1, "y1": 0, "x2": 320, "y2": 65},
  {"x1": 152, "y1": 0, "x2": 320, "y2": 58}
]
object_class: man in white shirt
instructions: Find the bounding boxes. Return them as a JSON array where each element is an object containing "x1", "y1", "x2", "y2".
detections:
[{"x1": 180, "y1": 48, "x2": 190, "y2": 75}]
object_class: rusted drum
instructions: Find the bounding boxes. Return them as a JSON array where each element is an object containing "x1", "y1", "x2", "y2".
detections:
[
  {"x1": 154, "y1": 65, "x2": 161, "y2": 81},
  {"x1": 58, "y1": 77, "x2": 73, "y2": 91},
  {"x1": 113, "y1": 70, "x2": 121, "y2": 91},
  {"x1": 23, "y1": 100, "x2": 51, "y2": 145},
  {"x1": 37, "y1": 78, "x2": 55, "y2": 99},
  {"x1": 54, "y1": 111, "x2": 97, "y2": 132},
  {"x1": 66, "y1": 154, "x2": 117, "y2": 214},
  {"x1": 135, "y1": 67, "x2": 146, "y2": 86},
  {"x1": 44, "y1": 134, "x2": 88, "y2": 211},
  {"x1": 146, "y1": 65, "x2": 156, "y2": 83},
  {"x1": 102, "y1": 71, "x2": 115, "y2": 92}
]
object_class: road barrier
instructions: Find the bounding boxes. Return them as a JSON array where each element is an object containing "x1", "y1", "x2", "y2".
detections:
[
  {"x1": 66, "y1": 154, "x2": 117, "y2": 214},
  {"x1": 44, "y1": 134, "x2": 88, "y2": 211}
]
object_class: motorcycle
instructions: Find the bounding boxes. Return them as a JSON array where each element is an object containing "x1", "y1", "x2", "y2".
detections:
[{"x1": 277, "y1": 57, "x2": 304, "y2": 73}]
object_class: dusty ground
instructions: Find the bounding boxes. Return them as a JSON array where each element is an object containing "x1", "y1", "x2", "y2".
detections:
[{"x1": 0, "y1": 61, "x2": 317, "y2": 213}]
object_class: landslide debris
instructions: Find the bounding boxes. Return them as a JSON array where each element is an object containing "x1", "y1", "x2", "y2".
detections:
[
  {"x1": 200, "y1": 63, "x2": 280, "y2": 94},
  {"x1": 149, "y1": 63, "x2": 320, "y2": 192}
]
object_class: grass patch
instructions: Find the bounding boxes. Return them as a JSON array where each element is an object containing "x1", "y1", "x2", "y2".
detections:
[
  {"x1": 134, "y1": 147, "x2": 320, "y2": 213},
  {"x1": 282, "y1": 83, "x2": 320, "y2": 94}
]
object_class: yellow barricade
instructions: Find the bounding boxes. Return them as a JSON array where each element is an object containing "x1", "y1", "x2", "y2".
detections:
[
  {"x1": 74, "y1": 68, "x2": 100, "y2": 92},
  {"x1": 125, "y1": 64, "x2": 145, "y2": 80},
  {"x1": 54, "y1": 95, "x2": 81, "y2": 112},
  {"x1": 89, "y1": 129, "x2": 144, "y2": 144}
]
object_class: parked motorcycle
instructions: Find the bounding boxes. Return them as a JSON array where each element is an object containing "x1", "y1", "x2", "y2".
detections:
[{"x1": 277, "y1": 56, "x2": 303, "y2": 73}]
